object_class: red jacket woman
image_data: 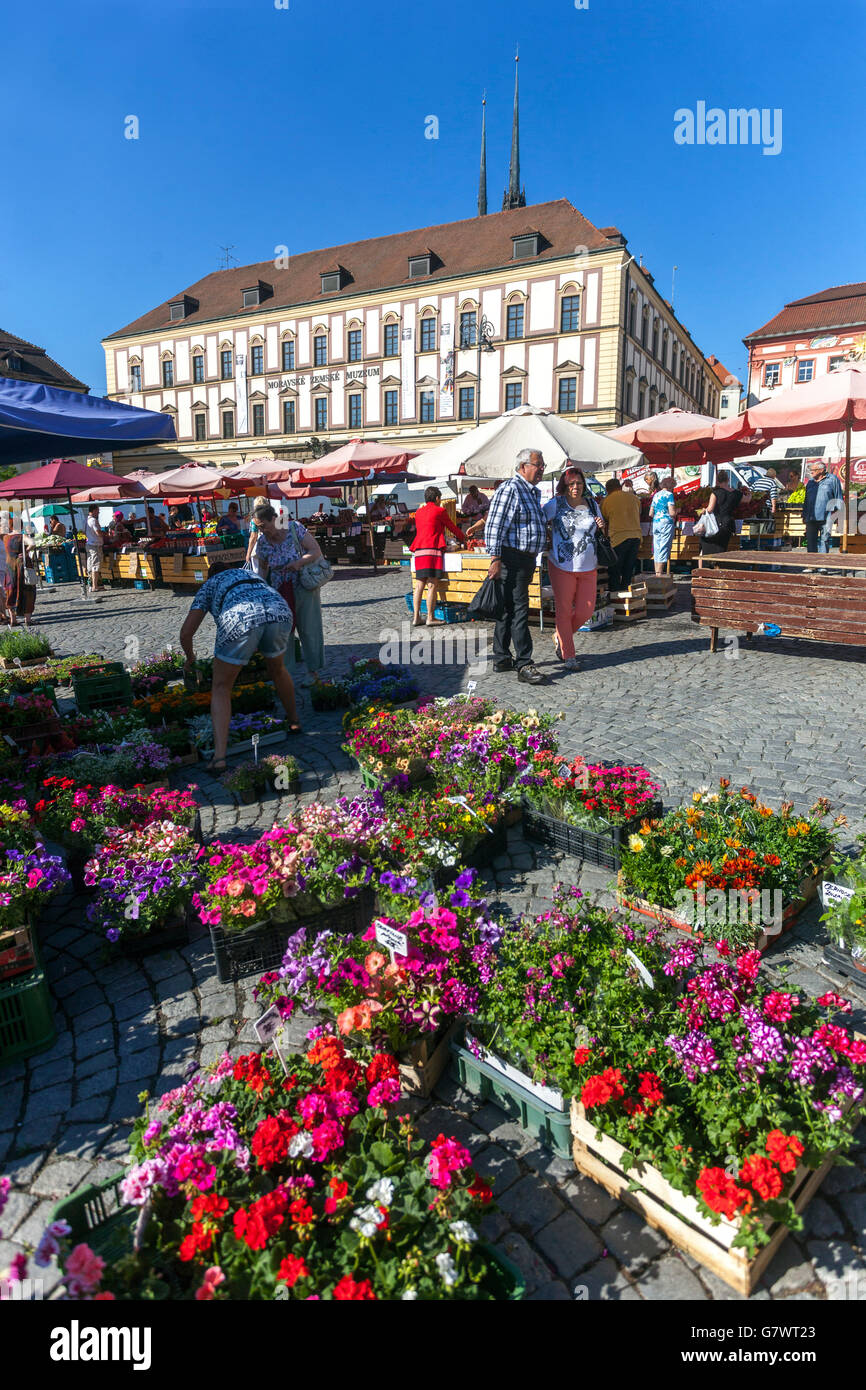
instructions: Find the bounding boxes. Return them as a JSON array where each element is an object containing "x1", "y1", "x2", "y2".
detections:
[{"x1": 410, "y1": 487, "x2": 466, "y2": 626}]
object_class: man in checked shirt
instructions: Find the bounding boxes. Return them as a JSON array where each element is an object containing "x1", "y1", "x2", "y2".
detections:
[{"x1": 484, "y1": 448, "x2": 550, "y2": 685}]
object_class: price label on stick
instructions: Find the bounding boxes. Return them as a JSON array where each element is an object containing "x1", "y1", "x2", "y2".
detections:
[
  {"x1": 821, "y1": 882, "x2": 856, "y2": 909},
  {"x1": 374, "y1": 919, "x2": 408, "y2": 964},
  {"x1": 625, "y1": 947, "x2": 654, "y2": 990},
  {"x1": 445, "y1": 794, "x2": 494, "y2": 834},
  {"x1": 466, "y1": 680, "x2": 477, "y2": 694},
  {"x1": 254, "y1": 1005, "x2": 291, "y2": 1075},
  {"x1": 252, "y1": 732, "x2": 260, "y2": 763}
]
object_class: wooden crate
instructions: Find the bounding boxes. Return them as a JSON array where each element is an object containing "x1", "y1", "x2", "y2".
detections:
[
  {"x1": 164, "y1": 554, "x2": 221, "y2": 585},
  {"x1": 399, "y1": 1023, "x2": 458, "y2": 1098},
  {"x1": 115, "y1": 553, "x2": 161, "y2": 583},
  {"x1": 570, "y1": 1098, "x2": 856, "y2": 1296},
  {"x1": 612, "y1": 593, "x2": 647, "y2": 622}
]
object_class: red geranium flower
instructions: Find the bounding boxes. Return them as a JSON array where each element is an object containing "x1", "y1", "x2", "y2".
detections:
[
  {"x1": 739, "y1": 1154, "x2": 783, "y2": 1201},
  {"x1": 277, "y1": 1254, "x2": 310, "y2": 1288},
  {"x1": 765, "y1": 1131, "x2": 804, "y2": 1174},
  {"x1": 696, "y1": 1167, "x2": 753, "y2": 1219},
  {"x1": 333, "y1": 1275, "x2": 377, "y2": 1300},
  {"x1": 573, "y1": 1046, "x2": 592, "y2": 1067}
]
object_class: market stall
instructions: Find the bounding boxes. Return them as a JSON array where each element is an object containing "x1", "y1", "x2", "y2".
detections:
[{"x1": 291, "y1": 440, "x2": 417, "y2": 569}]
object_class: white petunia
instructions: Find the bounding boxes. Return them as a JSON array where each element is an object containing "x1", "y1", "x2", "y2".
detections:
[
  {"x1": 401, "y1": 1288, "x2": 418, "y2": 1301},
  {"x1": 448, "y1": 1220, "x2": 478, "y2": 1244},
  {"x1": 366, "y1": 1177, "x2": 395, "y2": 1206},
  {"x1": 435, "y1": 1251, "x2": 458, "y2": 1287}
]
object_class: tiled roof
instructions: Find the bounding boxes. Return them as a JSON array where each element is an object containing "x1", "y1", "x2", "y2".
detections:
[
  {"x1": 706, "y1": 354, "x2": 738, "y2": 386},
  {"x1": 0, "y1": 328, "x2": 88, "y2": 392},
  {"x1": 104, "y1": 200, "x2": 620, "y2": 341},
  {"x1": 745, "y1": 283, "x2": 866, "y2": 341}
]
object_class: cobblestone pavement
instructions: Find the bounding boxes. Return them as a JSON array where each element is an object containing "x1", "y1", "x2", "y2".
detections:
[{"x1": 2, "y1": 569, "x2": 865, "y2": 1302}]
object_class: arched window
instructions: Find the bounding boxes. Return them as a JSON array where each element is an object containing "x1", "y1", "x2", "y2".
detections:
[
  {"x1": 383, "y1": 313, "x2": 400, "y2": 358},
  {"x1": 280, "y1": 332, "x2": 296, "y2": 372},
  {"x1": 641, "y1": 307, "x2": 649, "y2": 347},
  {"x1": 313, "y1": 325, "x2": 329, "y2": 368},
  {"x1": 346, "y1": 319, "x2": 364, "y2": 362},
  {"x1": 559, "y1": 283, "x2": 580, "y2": 334},
  {"x1": 192, "y1": 347, "x2": 205, "y2": 384},
  {"x1": 651, "y1": 318, "x2": 659, "y2": 359},
  {"x1": 628, "y1": 292, "x2": 637, "y2": 338},
  {"x1": 129, "y1": 357, "x2": 142, "y2": 392},
  {"x1": 505, "y1": 290, "x2": 526, "y2": 341},
  {"x1": 249, "y1": 335, "x2": 265, "y2": 377},
  {"x1": 418, "y1": 309, "x2": 437, "y2": 354},
  {"x1": 160, "y1": 350, "x2": 175, "y2": 388},
  {"x1": 458, "y1": 300, "x2": 478, "y2": 349}
]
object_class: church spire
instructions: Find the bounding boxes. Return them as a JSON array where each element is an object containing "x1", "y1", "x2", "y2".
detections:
[
  {"x1": 478, "y1": 92, "x2": 488, "y2": 216},
  {"x1": 502, "y1": 48, "x2": 526, "y2": 211}
]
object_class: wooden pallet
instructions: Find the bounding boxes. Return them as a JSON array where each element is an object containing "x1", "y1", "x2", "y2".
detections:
[
  {"x1": 569, "y1": 1098, "x2": 854, "y2": 1296},
  {"x1": 612, "y1": 595, "x2": 647, "y2": 622}
]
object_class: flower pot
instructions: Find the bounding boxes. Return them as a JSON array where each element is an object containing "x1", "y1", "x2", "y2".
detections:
[
  {"x1": 450, "y1": 1038, "x2": 573, "y2": 1158},
  {"x1": 207, "y1": 887, "x2": 376, "y2": 984},
  {"x1": 431, "y1": 818, "x2": 509, "y2": 889},
  {"x1": 821, "y1": 940, "x2": 866, "y2": 987},
  {"x1": 239, "y1": 788, "x2": 260, "y2": 805}
]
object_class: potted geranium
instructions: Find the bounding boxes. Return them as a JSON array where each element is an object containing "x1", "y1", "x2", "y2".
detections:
[
  {"x1": 40, "y1": 1040, "x2": 520, "y2": 1301},
  {"x1": 569, "y1": 943, "x2": 866, "y2": 1293},
  {"x1": 617, "y1": 780, "x2": 840, "y2": 951},
  {"x1": 520, "y1": 756, "x2": 661, "y2": 869},
  {"x1": 222, "y1": 761, "x2": 268, "y2": 803}
]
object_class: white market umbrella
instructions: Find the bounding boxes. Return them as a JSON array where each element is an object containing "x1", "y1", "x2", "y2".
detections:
[{"x1": 411, "y1": 404, "x2": 644, "y2": 480}]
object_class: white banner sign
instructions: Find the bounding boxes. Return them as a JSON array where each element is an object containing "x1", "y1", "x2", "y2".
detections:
[
  {"x1": 401, "y1": 322, "x2": 415, "y2": 419},
  {"x1": 439, "y1": 319, "x2": 455, "y2": 417},
  {"x1": 236, "y1": 351, "x2": 248, "y2": 435}
]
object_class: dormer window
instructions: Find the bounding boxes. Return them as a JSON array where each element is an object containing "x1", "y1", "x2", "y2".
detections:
[
  {"x1": 320, "y1": 266, "x2": 349, "y2": 294},
  {"x1": 408, "y1": 254, "x2": 432, "y2": 279},
  {"x1": 169, "y1": 295, "x2": 195, "y2": 322},
  {"x1": 511, "y1": 232, "x2": 540, "y2": 260},
  {"x1": 241, "y1": 281, "x2": 271, "y2": 309}
]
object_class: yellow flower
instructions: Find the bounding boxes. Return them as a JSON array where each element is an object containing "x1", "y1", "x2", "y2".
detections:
[{"x1": 629, "y1": 835, "x2": 645, "y2": 853}]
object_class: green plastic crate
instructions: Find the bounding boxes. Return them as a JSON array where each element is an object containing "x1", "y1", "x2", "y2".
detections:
[
  {"x1": 53, "y1": 1174, "x2": 134, "y2": 1263},
  {"x1": 450, "y1": 1040, "x2": 573, "y2": 1158},
  {"x1": 0, "y1": 958, "x2": 56, "y2": 1064},
  {"x1": 73, "y1": 668, "x2": 133, "y2": 715}
]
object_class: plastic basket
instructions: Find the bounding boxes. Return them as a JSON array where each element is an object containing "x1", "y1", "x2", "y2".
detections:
[
  {"x1": 208, "y1": 887, "x2": 376, "y2": 983},
  {"x1": 522, "y1": 799, "x2": 663, "y2": 870},
  {"x1": 403, "y1": 594, "x2": 469, "y2": 624},
  {"x1": 52, "y1": 1175, "x2": 134, "y2": 1263},
  {"x1": 0, "y1": 957, "x2": 56, "y2": 1064},
  {"x1": 450, "y1": 1041, "x2": 573, "y2": 1158}
]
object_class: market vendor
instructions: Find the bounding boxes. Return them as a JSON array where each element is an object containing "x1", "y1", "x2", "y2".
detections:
[
  {"x1": 459, "y1": 485, "x2": 490, "y2": 520},
  {"x1": 146, "y1": 506, "x2": 167, "y2": 536},
  {"x1": 216, "y1": 502, "x2": 242, "y2": 534},
  {"x1": 368, "y1": 497, "x2": 390, "y2": 522},
  {"x1": 178, "y1": 560, "x2": 302, "y2": 776},
  {"x1": 48, "y1": 515, "x2": 67, "y2": 540},
  {"x1": 109, "y1": 510, "x2": 134, "y2": 546}
]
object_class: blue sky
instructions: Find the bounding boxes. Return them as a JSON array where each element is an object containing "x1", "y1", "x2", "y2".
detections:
[{"x1": 2, "y1": 0, "x2": 862, "y2": 394}]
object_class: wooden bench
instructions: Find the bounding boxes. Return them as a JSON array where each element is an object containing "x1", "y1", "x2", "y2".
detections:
[{"x1": 692, "y1": 551, "x2": 866, "y2": 653}]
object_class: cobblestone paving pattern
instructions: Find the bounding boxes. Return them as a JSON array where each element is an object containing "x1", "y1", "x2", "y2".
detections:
[{"x1": 2, "y1": 570, "x2": 865, "y2": 1301}]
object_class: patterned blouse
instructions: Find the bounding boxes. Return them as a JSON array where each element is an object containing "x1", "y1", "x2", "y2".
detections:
[
  {"x1": 542, "y1": 495, "x2": 601, "y2": 573},
  {"x1": 255, "y1": 524, "x2": 309, "y2": 590}
]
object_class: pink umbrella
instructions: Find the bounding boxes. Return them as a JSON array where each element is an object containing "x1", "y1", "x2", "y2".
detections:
[
  {"x1": 70, "y1": 479, "x2": 151, "y2": 503},
  {"x1": 715, "y1": 366, "x2": 866, "y2": 549},
  {"x1": 145, "y1": 463, "x2": 248, "y2": 496},
  {"x1": 226, "y1": 458, "x2": 298, "y2": 485},
  {"x1": 607, "y1": 408, "x2": 766, "y2": 474},
  {"x1": 291, "y1": 438, "x2": 417, "y2": 483}
]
